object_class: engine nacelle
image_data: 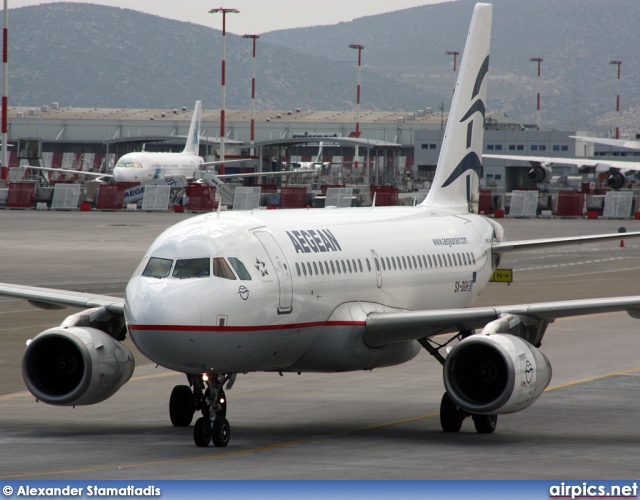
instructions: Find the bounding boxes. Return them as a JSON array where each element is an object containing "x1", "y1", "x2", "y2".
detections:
[
  {"x1": 22, "y1": 326, "x2": 135, "y2": 406},
  {"x1": 443, "y1": 333, "x2": 551, "y2": 415},
  {"x1": 606, "y1": 170, "x2": 630, "y2": 190},
  {"x1": 528, "y1": 163, "x2": 553, "y2": 184}
]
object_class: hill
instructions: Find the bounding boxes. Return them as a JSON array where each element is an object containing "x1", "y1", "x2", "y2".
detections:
[{"x1": 4, "y1": 1, "x2": 640, "y2": 133}]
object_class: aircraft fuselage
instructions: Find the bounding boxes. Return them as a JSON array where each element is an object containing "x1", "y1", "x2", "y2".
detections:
[{"x1": 125, "y1": 207, "x2": 497, "y2": 375}]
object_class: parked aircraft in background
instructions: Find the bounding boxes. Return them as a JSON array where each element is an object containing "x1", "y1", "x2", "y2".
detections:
[
  {"x1": 484, "y1": 153, "x2": 640, "y2": 189},
  {"x1": 3, "y1": 3, "x2": 640, "y2": 449},
  {"x1": 288, "y1": 142, "x2": 330, "y2": 172},
  {"x1": 19, "y1": 101, "x2": 243, "y2": 184}
]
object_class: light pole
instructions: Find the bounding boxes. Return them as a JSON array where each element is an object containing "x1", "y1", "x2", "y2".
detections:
[
  {"x1": 445, "y1": 50, "x2": 459, "y2": 94},
  {"x1": 243, "y1": 34, "x2": 259, "y2": 159},
  {"x1": 349, "y1": 43, "x2": 364, "y2": 176},
  {"x1": 1, "y1": 0, "x2": 8, "y2": 182},
  {"x1": 530, "y1": 57, "x2": 543, "y2": 131},
  {"x1": 209, "y1": 7, "x2": 239, "y2": 175},
  {"x1": 610, "y1": 60, "x2": 622, "y2": 139}
]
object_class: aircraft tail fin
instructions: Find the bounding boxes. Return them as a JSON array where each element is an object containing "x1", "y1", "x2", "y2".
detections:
[
  {"x1": 315, "y1": 142, "x2": 324, "y2": 163},
  {"x1": 183, "y1": 100, "x2": 202, "y2": 155},
  {"x1": 421, "y1": 3, "x2": 492, "y2": 213}
]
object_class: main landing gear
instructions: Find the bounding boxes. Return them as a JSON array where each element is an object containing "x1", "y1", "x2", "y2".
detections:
[
  {"x1": 440, "y1": 392, "x2": 497, "y2": 434},
  {"x1": 419, "y1": 333, "x2": 498, "y2": 435},
  {"x1": 169, "y1": 373, "x2": 235, "y2": 447}
]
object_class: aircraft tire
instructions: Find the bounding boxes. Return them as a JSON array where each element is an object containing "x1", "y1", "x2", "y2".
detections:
[
  {"x1": 440, "y1": 392, "x2": 463, "y2": 433},
  {"x1": 194, "y1": 417, "x2": 212, "y2": 447},
  {"x1": 169, "y1": 385, "x2": 195, "y2": 427},
  {"x1": 211, "y1": 418, "x2": 231, "y2": 447},
  {"x1": 472, "y1": 414, "x2": 497, "y2": 434}
]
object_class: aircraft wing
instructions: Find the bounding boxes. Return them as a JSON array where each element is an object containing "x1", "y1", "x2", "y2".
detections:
[
  {"x1": 483, "y1": 153, "x2": 640, "y2": 173},
  {"x1": 200, "y1": 159, "x2": 251, "y2": 168},
  {"x1": 571, "y1": 135, "x2": 640, "y2": 151},
  {"x1": 364, "y1": 296, "x2": 640, "y2": 347},
  {"x1": 215, "y1": 170, "x2": 316, "y2": 179},
  {"x1": 20, "y1": 165, "x2": 113, "y2": 178},
  {"x1": 492, "y1": 231, "x2": 640, "y2": 253},
  {"x1": 0, "y1": 282, "x2": 124, "y2": 315}
]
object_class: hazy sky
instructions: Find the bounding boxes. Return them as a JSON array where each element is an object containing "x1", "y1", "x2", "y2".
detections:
[{"x1": 8, "y1": 0, "x2": 452, "y2": 34}]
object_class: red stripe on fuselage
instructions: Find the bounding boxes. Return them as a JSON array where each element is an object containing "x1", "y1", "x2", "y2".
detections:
[{"x1": 128, "y1": 320, "x2": 365, "y2": 333}]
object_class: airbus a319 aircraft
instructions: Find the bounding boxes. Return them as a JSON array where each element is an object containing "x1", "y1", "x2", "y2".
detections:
[
  {"x1": 3, "y1": 3, "x2": 640, "y2": 448},
  {"x1": 21, "y1": 101, "x2": 242, "y2": 184}
]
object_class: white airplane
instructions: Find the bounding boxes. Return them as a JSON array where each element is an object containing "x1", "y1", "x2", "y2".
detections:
[
  {"x1": 19, "y1": 101, "x2": 244, "y2": 184},
  {"x1": 3, "y1": 3, "x2": 640, "y2": 448},
  {"x1": 484, "y1": 153, "x2": 640, "y2": 189},
  {"x1": 288, "y1": 142, "x2": 329, "y2": 172}
]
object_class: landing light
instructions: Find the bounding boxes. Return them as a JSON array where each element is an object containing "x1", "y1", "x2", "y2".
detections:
[{"x1": 202, "y1": 374, "x2": 209, "y2": 382}]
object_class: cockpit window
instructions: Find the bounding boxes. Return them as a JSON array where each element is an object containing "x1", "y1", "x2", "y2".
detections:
[
  {"x1": 116, "y1": 161, "x2": 143, "y2": 169},
  {"x1": 228, "y1": 257, "x2": 251, "y2": 281},
  {"x1": 172, "y1": 258, "x2": 211, "y2": 279},
  {"x1": 142, "y1": 257, "x2": 173, "y2": 278},
  {"x1": 212, "y1": 257, "x2": 237, "y2": 280}
]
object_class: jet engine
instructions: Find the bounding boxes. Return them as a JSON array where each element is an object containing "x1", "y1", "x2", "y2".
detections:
[
  {"x1": 22, "y1": 326, "x2": 135, "y2": 406},
  {"x1": 606, "y1": 170, "x2": 630, "y2": 190},
  {"x1": 443, "y1": 333, "x2": 551, "y2": 415},
  {"x1": 528, "y1": 163, "x2": 553, "y2": 184}
]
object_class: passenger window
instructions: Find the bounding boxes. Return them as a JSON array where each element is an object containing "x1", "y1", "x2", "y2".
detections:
[
  {"x1": 437, "y1": 255, "x2": 443, "y2": 267},
  {"x1": 392, "y1": 257, "x2": 397, "y2": 270},
  {"x1": 366, "y1": 259, "x2": 371, "y2": 272},
  {"x1": 229, "y1": 257, "x2": 251, "y2": 280},
  {"x1": 212, "y1": 257, "x2": 237, "y2": 280},
  {"x1": 313, "y1": 262, "x2": 319, "y2": 275},
  {"x1": 447, "y1": 254, "x2": 453, "y2": 267},
  {"x1": 318, "y1": 262, "x2": 324, "y2": 275},
  {"x1": 374, "y1": 258, "x2": 380, "y2": 271},
  {"x1": 325, "y1": 261, "x2": 330, "y2": 275},
  {"x1": 358, "y1": 259, "x2": 363, "y2": 272},
  {"x1": 331, "y1": 261, "x2": 336, "y2": 274},
  {"x1": 381, "y1": 258, "x2": 386, "y2": 271},
  {"x1": 407, "y1": 256, "x2": 412, "y2": 269},
  {"x1": 296, "y1": 263, "x2": 301, "y2": 276},
  {"x1": 335, "y1": 260, "x2": 341, "y2": 274},
  {"x1": 142, "y1": 257, "x2": 173, "y2": 278},
  {"x1": 302, "y1": 263, "x2": 307, "y2": 276},
  {"x1": 415, "y1": 256, "x2": 421, "y2": 268},
  {"x1": 402, "y1": 256, "x2": 407, "y2": 269},
  {"x1": 428, "y1": 255, "x2": 433, "y2": 267},
  {"x1": 352, "y1": 259, "x2": 358, "y2": 273},
  {"x1": 462, "y1": 254, "x2": 468, "y2": 265},
  {"x1": 341, "y1": 261, "x2": 347, "y2": 273},
  {"x1": 307, "y1": 263, "x2": 313, "y2": 276}
]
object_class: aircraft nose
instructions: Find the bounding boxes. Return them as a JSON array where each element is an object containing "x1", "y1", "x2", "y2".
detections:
[
  {"x1": 124, "y1": 276, "x2": 208, "y2": 370},
  {"x1": 125, "y1": 276, "x2": 203, "y2": 327}
]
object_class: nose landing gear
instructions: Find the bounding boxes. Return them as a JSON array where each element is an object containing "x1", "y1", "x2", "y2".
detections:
[{"x1": 193, "y1": 373, "x2": 234, "y2": 447}]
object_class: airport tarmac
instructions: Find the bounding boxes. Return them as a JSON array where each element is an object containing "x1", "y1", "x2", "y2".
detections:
[{"x1": 1, "y1": 210, "x2": 640, "y2": 479}]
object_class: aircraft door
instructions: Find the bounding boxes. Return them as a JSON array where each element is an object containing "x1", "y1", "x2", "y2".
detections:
[
  {"x1": 254, "y1": 231, "x2": 293, "y2": 314},
  {"x1": 370, "y1": 249, "x2": 382, "y2": 288}
]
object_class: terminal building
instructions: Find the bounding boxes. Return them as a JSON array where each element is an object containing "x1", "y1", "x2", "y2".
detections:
[{"x1": 3, "y1": 103, "x2": 639, "y2": 193}]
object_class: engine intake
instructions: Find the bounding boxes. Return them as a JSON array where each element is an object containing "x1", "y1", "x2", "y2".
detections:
[
  {"x1": 528, "y1": 163, "x2": 553, "y2": 184},
  {"x1": 606, "y1": 170, "x2": 629, "y2": 190},
  {"x1": 443, "y1": 333, "x2": 551, "y2": 415},
  {"x1": 22, "y1": 326, "x2": 135, "y2": 406}
]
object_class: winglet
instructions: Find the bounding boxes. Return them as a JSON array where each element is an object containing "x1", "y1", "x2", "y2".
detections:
[
  {"x1": 183, "y1": 101, "x2": 202, "y2": 155},
  {"x1": 421, "y1": 3, "x2": 492, "y2": 213}
]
